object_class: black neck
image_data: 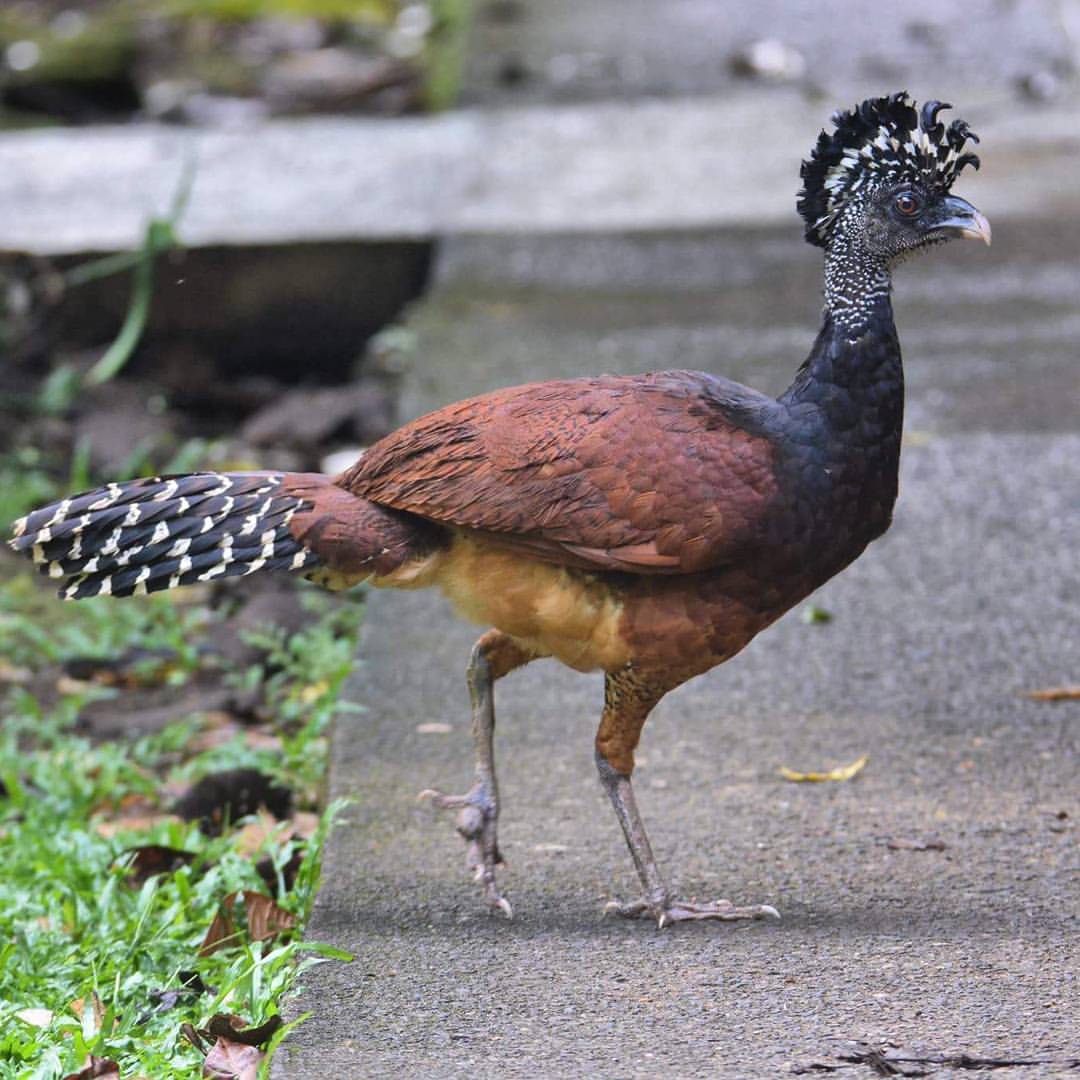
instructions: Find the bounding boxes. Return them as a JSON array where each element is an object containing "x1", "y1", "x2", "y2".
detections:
[
  {"x1": 772, "y1": 248, "x2": 906, "y2": 566},
  {"x1": 780, "y1": 247, "x2": 903, "y2": 440}
]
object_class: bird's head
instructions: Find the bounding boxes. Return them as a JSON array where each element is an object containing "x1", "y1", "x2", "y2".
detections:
[{"x1": 798, "y1": 92, "x2": 990, "y2": 262}]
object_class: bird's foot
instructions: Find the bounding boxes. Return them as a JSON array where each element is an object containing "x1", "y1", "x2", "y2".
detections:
[
  {"x1": 418, "y1": 784, "x2": 513, "y2": 918},
  {"x1": 604, "y1": 896, "x2": 780, "y2": 929}
]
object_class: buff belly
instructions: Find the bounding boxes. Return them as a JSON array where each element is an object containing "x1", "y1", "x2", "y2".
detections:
[{"x1": 372, "y1": 533, "x2": 631, "y2": 673}]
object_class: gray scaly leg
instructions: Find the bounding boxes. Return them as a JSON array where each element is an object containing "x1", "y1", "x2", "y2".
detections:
[
  {"x1": 420, "y1": 630, "x2": 536, "y2": 918},
  {"x1": 596, "y1": 667, "x2": 780, "y2": 928}
]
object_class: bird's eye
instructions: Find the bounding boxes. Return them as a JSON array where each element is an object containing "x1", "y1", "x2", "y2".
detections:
[{"x1": 895, "y1": 191, "x2": 921, "y2": 216}]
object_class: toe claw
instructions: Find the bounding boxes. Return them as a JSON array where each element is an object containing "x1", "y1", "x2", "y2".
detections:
[
  {"x1": 493, "y1": 896, "x2": 514, "y2": 920},
  {"x1": 604, "y1": 894, "x2": 780, "y2": 926},
  {"x1": 603, "y1": 898, "x2": 649, "y2": 920},
  {"x1": 418, "y1": 787, "x2": 472, "y2": 811}
]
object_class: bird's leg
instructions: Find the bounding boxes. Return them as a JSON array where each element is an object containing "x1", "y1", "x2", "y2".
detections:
[
  {"x1": 596, "y1": 667, "x2": 780, "y2": 929},
  {"x1": 419, "y1": 629, "x2": 536, "y2": 918}
]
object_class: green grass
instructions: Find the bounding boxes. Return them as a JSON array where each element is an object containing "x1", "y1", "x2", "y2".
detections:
[{"x1": 0, "y1": 573, "x2": 362, "y2": 1078}]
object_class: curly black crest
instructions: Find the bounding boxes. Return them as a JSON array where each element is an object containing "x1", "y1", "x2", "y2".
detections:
[{"x1": 798, "y1": 92, "x2": 981, "y2": 249}]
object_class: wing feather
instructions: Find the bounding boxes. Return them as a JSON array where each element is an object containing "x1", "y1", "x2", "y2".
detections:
[{"x1": 341, "y1": 371, "x2": 780, "y2": 575}]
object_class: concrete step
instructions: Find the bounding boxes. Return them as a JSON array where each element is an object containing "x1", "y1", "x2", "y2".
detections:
[
  {"x1": 1, "y1": 93, "x2": 1076, "y2": 255},
  {"x1": 406, "y1": 222, "x2": 1080, "y2": 437}
]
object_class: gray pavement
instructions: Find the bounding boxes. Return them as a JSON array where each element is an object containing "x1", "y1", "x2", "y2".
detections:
[{"x1": 274, "y1": 218, "x2": 1079, "y2": 1076}]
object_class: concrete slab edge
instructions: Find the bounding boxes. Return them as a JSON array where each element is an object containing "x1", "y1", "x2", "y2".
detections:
[{"x1": 1, "y1": 92, "x2": 1075, "y2": 254}]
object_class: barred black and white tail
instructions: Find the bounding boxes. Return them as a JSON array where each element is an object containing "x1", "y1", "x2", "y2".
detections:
[{"x1": 8, "y1": 472, "x2": 320, "y2": 600}]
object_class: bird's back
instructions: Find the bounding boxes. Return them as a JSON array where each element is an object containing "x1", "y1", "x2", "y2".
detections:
[{"x1": 342, "y1": 369, "x2": 785, "y2": 576}]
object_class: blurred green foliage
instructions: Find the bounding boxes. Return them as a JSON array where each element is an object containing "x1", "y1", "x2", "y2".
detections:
[
  {"x1": 422, "y1": 0, "x2": 472, "y2": 110},
  {"x1": 164, "y1": 0, "x2": 399, "y2": 18}
]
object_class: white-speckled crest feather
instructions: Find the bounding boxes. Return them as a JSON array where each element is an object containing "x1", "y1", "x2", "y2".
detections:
[{"x1": 798, "y1": 92, "x2": 980, "y2": 249}]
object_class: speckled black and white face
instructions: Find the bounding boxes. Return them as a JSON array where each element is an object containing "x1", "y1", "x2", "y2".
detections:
[
  {"x1": 798, "y1": 93, "x2": 984, "y2": 258},
  {"x1": 859, "y1": 178, "x2": 991, "y2": 262}
]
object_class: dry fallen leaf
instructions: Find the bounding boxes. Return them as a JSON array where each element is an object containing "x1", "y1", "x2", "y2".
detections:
[
  {"x1": 187, "y1": 720, "x2": 284, "y2": 756},
  {"x1": 196, "y1": 1015, "x2": 282, "y2": 1080},
  {"x1": 185, "y1": 719, "x2": 244, "y2": 755},
  {"x1": 120, "y1": 844, "x2": 197, "y2": 886},
  {"x1": 117, "y1": 792, "x2": 157, "y2": 813},
  {"x1": 15, "y1": 1007, "x2": 53, "y2": 1028},
  {"x1": 202, "y1": 1037, "x2": 262, "y2": 1080},
  {"x1": 243, "y1": 730, "x2": 284, "y2": 751},
  {"x1": 233, "y1": 812, "x2": 288, "y2": 856},
  {"x1": 779, "y1": 754, "x2": 868, "y2": 783},
  {"x1": 69, "y1": 992, "x2": 106, "y2": 1034},
  {"x1": 206, "y1": 1014, "x2": 283, "y2": 1046},
  {"x1": 235, "y1": 809, "x2": 317, "y2": 855},
  {"x1": 62, "y1": 1055, "x2": 121, "y2": 1080},
  {"x1": 141, "y1": 971, "x2": 210, "y2": 1021},
  {"x1": 181, "y1": 1021, "x2": 208, "y2": 1055},
  {"x1": 199, "y1": 906, "x2": 241, "y2": 957},
  {"x1": 885, "y1": 837, "x2": 947, "y2": 851},
  {"x1": 1023, "y1": 686, "x2": 1080, "y2": 701},
  {"x1": 55, "y1": 675, "x2": 97, "y2": 696},
  {"x1": 243, "y1": 891, "x2": 297, "y2": 942},
  {"x1": 199, "y1": 891, "x2": 296, "y2": 956}
]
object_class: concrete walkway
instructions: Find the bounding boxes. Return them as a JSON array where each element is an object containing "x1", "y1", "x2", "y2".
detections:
[
  {"x1": 274, "y1": 217, "x2": 1079, "y2": 1076},
  {"x1": 274, "y1": 9, "x2": 1079, "y2": 1069}
]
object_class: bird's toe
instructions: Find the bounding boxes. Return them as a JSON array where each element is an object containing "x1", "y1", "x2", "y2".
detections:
[{"x1": 604, "y1": 895, "x2": 780, "y2": 927}]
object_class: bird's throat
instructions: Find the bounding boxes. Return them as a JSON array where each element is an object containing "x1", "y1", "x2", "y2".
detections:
[
  {"x1": 785, "y1": 236, "x2": 903, "y2": 424},
  {"x1": 822, "y1": 242, "x2": 893, "y2": 335}
]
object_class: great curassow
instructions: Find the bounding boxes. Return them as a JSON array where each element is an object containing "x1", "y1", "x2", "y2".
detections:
[{"x1": 11, "y1": 93, "x2": 990, "y2": 927}]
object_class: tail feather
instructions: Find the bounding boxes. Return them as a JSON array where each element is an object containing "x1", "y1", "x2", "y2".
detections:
[
  {"x1": 65, "y1": 548, "x2": 311, "y2": 600},
  {"x1": 10, "y1": 469, "x2": 444, "y2": 600},
  {"x1": 34, "y1": 500, "x2": 303, "y2": 582},
  {"x1": 10, "y1": 472, "x2": 319, "y2": 599}
]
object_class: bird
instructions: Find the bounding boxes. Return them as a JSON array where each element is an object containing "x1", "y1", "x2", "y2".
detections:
[{"x1": 10, "y1": 92, "x2": 990, "y2": 928}]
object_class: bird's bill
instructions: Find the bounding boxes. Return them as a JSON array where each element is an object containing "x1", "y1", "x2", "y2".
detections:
[{"x1": 935, "y1": 195, "x2": 992, "y2": 246}]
